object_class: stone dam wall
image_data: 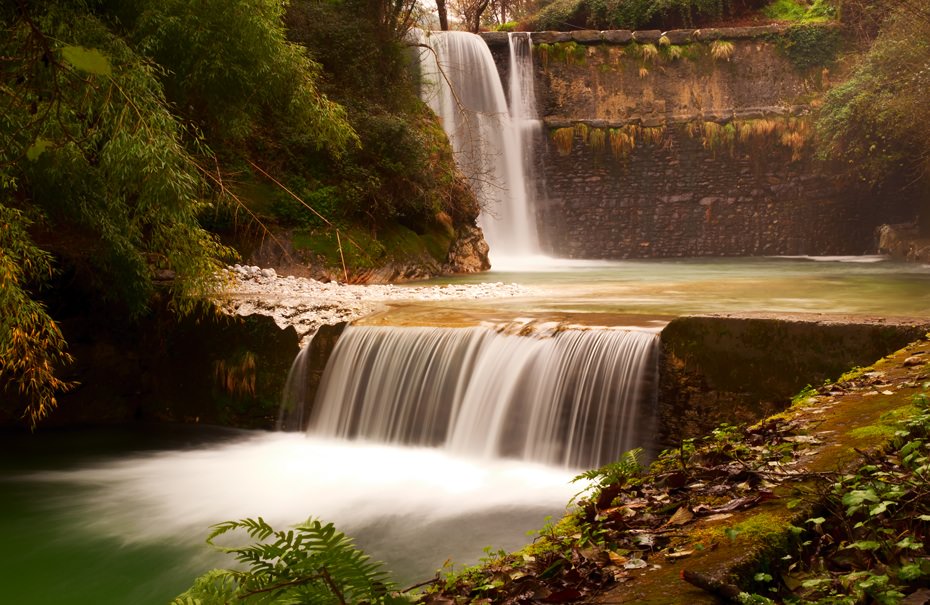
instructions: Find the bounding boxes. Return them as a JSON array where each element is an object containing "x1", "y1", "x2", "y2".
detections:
[{"x1": 481, "y1": 26, "x2": 917, "y2": 258}]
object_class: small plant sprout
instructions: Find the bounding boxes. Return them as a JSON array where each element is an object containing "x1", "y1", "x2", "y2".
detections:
[
  {"x1": 711, "y1": 40, "x2": 735, "y2": 61},
  {"x1": 640, "y1": 43, "x2": 659, "y2": 62}
]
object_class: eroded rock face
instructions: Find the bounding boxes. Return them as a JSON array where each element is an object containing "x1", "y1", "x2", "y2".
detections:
[{"x1": 445, "y1": 224, "x2": 491, "y2": 274}]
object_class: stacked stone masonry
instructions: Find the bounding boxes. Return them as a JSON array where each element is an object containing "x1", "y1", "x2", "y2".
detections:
[{"x1": 480, "y1": 26, "x2": 916, "y2": 258}]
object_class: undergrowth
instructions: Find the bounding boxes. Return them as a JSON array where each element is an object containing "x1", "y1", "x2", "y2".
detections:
[{"x1": 739, "y1": 388, "x2": 930, "y2": 605}]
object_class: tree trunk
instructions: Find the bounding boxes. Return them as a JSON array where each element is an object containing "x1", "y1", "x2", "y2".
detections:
[
  {"x1": 436, "y1": 0, "x2": 448, "y2": 30},
  {"x1": 469, "y1": 0, "x2": 490, "y2": 32}
]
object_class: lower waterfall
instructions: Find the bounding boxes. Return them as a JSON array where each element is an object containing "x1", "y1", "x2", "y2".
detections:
[{"x1": 294, "y1": 324, "x2": 659, "y2": 469}]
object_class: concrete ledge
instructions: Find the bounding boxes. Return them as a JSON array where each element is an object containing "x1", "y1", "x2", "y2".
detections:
[
  {"x1": 658, "y1": 313, "x2": 930, "y2": 447},
  {"x1": 542, "y1": 106, "x2": 813, "y2": 130},
  {"x1": 478, "y1": 31, "x2": 510, "y2": 47},
  {"x1": 482, "y1": 23, "x2": 833, "y2": 48}
]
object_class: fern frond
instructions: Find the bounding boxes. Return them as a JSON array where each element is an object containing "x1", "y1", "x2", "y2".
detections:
[{"x1": 177, "y1": 517, "x2": 412, "y2": 604}]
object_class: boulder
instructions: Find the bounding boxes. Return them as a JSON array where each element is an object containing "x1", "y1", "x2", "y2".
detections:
[{"x1": 445, "y1": 224, "x2": 491, "y2": 274}]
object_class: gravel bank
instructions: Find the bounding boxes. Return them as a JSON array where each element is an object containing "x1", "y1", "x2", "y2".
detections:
[{"x1": 220, "y1": 265, "x2": 533, "y2": 341}]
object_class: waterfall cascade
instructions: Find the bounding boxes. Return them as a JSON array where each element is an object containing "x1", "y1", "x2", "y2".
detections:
[
  {"x1": 417, "y1": 31, "x2": 541, "y2": 264},
  {"x1": 298, "y1": 325, "x2": 659, "y2": 469}
]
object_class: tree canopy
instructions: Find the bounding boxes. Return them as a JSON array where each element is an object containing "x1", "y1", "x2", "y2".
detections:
[
  {"x1": 817, "y1": 1, "x2": 930, "y2": 192},
  {"x1": 0, "y1": 0, "x2": 355, "y2": 426}
]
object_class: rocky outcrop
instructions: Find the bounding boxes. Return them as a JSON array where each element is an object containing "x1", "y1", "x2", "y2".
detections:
[
  {"x1": 877, "y1": 223, "x2": 930, "y2": 263},
  {"x1": 222, "y1": 267, "x2": 533, "y2": 342},
  {"x1": 444, "y1": 224, "x2": 491, "y2": 273}
]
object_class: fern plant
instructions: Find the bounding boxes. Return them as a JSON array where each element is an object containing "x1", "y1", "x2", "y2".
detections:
[
  {"x1": 572, "y1": 448, "x2": 644, "y2": 504},
  {"x1": 173, "y1": 517, "x2": 411, "y2": 605}
]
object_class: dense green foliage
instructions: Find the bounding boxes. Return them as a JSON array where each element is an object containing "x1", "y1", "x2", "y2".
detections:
[
  {"x1": 282, "y1": 1, "x2": 469, "y2": 232},
  {"x1": 1, "y1": 0, "x2": 476, "y2": 425},
  {"x1": 174, "y1": 517, "x2": 410, "y2": 604},
  {"x1": 529, "y1": 0, "x2": 756, "y2": 31},
  {"x1": 131, "y1": 0, "x2": 357, "y2": 152},
  {"x1": 817, "y1": 3, "x2": 930, "y2": 192},
  {"x1": 763, "y1": 0, "x2": 836, "y2": 22},
  {"x1": 777, "y1": 23, "x2": 842, "y2": 69},
  {"x1": 0, "y1": 0, "x2": 354, "y2": 425}
]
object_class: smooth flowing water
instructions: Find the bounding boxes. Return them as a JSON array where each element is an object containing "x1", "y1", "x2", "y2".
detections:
[
  {"x1": 406, "y1": 256, "x2": 930, "y2": 320},
  {"x1": 306, "y1": 325, "x2": 658, "y2": 468}
]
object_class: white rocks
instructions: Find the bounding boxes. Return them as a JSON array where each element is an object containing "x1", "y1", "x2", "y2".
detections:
[{"x1": 220, "y1": 268, "x2": 533, "y2": 343}]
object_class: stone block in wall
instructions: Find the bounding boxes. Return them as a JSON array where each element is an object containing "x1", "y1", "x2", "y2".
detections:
[
  {"x1": 733, "y1": 108, "x2": 770, "y2": 121},
  {"x1": 602, "y1": 30, "x2": 632, "y2": 44},
  {"x1": 532, "y1": 31, "x2": 572, "y2": 44},
  {"x1": 662, "y1": 29, "x2": 695, "y2": 44},
  {"x1": 632, "y1": 30, "x2": 663, "y2": 43},
  {"x1": 701, "y1": 110, "x2": 735, "y2": 122},
  {"x1": 479, "y1": 31, "x2": 510, "y2": 47},
  {"x1": 693, "y1": 27, "x2": 724, "y2": 40},
  {"x1": 571, "y1": 30, "x2": 603, "y2": 44}
]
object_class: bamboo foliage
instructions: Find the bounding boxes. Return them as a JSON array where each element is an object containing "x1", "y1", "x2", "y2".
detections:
[{"x1": 0, "y1": 1, "x2": 356, "y2": 426}]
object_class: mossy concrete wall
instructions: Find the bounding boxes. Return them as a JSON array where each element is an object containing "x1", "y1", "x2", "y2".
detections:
[
  {"x1": 481, "y1": 27, "x2": 917, "y2": 258},
  {"x1": 1, "y1": 303, "x2": 301, "y2": 430},
  {"x1": 657, "y1": 315, "x2": 929, "y2": 447}
]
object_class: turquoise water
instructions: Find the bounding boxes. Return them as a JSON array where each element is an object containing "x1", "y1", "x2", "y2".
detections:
[
  {"x1": 0, "y1": 428, "x2": 575, "y2": 605},
  {"x1": 424, "y1": 256, "x2": 930, "y2": 317}
]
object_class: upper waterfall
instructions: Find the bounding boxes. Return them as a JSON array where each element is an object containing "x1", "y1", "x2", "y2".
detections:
[
  {"x1": 417, "y1": 31, "x2": 541, "y2": 265},
  {"x1": 302, "y1": 324, "x2": 658, "y2": 469}
]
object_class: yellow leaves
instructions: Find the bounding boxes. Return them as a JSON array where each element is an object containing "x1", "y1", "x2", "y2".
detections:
[
  {"x1": 588, "y1": 128, "x2": 606, "y2": 152},
  {"x1": 640, "y1": 44, "x2": 659, "y2": 62},
  {"x1": 609, "y1": 128, "x2": 635, "y2": 159},
  {"x1": 1, "y1": 206, "x2": 73, "y2": 428},
  {"x1": 61, "y1": 45, "x2": 113, "y2": 76},
  {"x1": 690, "y1": 117, "x2": 810, "y2": 161},
  {"x1": 551, "y1": 127, "x2": 575, "y2": 156},
  {"x1": 711, "y1": 40, "x2": 735, "y2": 62},
  {"x1": 665, "y1": 506, "x2": 695, "y2": 527},
  {"x1": 213, "y1": 352, "x2": 257, "y2": 398}
]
